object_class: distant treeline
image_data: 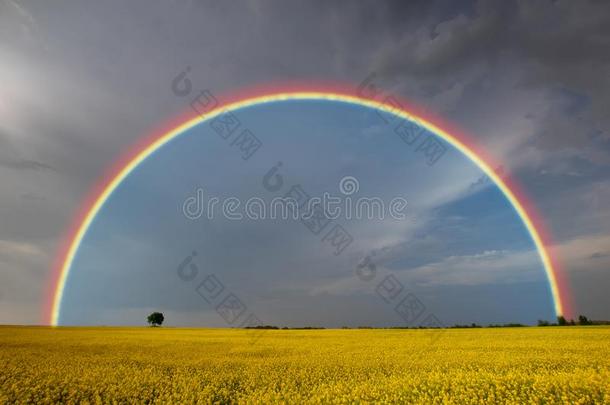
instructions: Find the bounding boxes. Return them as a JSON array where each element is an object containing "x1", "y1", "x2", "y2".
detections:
[
  {"x1": 244, "y1": 325, "x2": 325, "y2": 330},
  {"x1": 450, "y1": 323, "x2": 527, "y2": 328},
  {"x1": 243, "y1": 315, "x2": 608, "y2": 330},
  {"x1": 538, "y1": 315, "x2": 609, "y2": 326},
  {"x1": 246, "y1": 324, "x2": 522, "y2": 329}
]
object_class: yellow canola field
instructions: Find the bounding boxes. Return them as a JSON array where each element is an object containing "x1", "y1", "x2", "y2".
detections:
[{"x1": 1, "y1": 326, "x2": 609, "y2": 404}]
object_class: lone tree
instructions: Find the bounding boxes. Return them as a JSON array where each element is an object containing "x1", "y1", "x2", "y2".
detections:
[{"x1": 147, "y1": 312, "x2": 164, "y2": 327}]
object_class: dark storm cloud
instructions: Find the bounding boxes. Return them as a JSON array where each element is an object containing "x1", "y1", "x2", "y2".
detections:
[
  {"x1": 373, "y1": 0, "x2": 610, "y2": 151},
  {"x1": 0, "y1": 0, "x2": 609, "y2": 323}
]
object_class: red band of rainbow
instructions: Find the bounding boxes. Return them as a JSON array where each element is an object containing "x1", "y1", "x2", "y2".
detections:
[{"x1": 44, "y1": 84, "x2": 573, "y2": 325}]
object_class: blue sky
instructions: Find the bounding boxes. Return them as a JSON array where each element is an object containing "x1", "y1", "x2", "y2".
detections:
[{"x1": 60, "y1": 100, "x2": 554, "y2": 326}]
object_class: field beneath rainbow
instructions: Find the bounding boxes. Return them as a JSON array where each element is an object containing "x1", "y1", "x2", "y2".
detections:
[{"x1": 1, "y1": 326, "x2": 609, "y2": 403}]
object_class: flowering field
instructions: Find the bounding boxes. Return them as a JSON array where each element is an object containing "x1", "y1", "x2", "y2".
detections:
[{"x1": 1, "y1": 326, "x2": 609, "y2": 404}]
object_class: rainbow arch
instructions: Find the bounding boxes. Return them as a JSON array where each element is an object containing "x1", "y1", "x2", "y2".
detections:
[{"x1": 45, "y1": 84, "x2": 573, "y2": 325}]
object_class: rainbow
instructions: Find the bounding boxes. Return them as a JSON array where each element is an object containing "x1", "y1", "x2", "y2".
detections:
[{"x1": 45, "y1": 84, "x2": 573, "y2": 325}]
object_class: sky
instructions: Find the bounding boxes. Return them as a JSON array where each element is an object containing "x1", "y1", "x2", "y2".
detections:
[{"x1": 1, "y1": 0, "x2": 609, "y2": 326}]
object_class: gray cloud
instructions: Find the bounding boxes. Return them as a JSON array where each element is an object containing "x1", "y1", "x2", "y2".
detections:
[
  {"x1": 0, "y1": 156, "x2": 54, "y2": 172},
  {"x1": 0, "y1": 0, "x2": 608, "y2": 324}
]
